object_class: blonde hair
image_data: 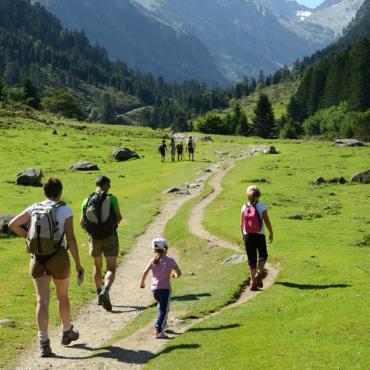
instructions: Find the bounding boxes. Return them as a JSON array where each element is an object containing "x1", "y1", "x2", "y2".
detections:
[
  {"x1": 247, "y1": 187, "x2": 261, "y2": 205},
  {"x1": 153, "y1": 248, "x2": 167, "y2": 264}
]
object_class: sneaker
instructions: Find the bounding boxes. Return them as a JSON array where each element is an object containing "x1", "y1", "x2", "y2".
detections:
[
  {"x1": 99, "y1": 291, "x2": 112, "y2": 311},
  {"x1": 97, "y1": 294, "x2": 102, "y2": 306},
  {"x1": 156, "y1": 331, "x2": 168, "y2": 339},
  {"x1": 61, "y1": 325, "x2": 79, "y2": 345},
  {"x1": 40, "y1": 339, "x2": 52, "y2": 358},
  {"x1": 250, "y1": 282, "x2": 259, "y2": 291}
]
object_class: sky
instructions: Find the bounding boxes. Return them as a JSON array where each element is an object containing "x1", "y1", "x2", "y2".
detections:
[{"x1": 296, "y1": 0, "x2": 325, "y2": 8}]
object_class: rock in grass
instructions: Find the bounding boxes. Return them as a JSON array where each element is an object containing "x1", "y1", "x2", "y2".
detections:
[
  {"x1": 0, "y1": 214, "x2": 16, "y2": 235},
  {"x1": 112, "y1": 148, "x2": 140, "y2": 161},
  {"x1": 70, "y1": 161, "x2": 99, "y2": 171},
  {"x1": 251, "y1": 177, "x2": 267, "y2": 183},
  {"x1": 333, "y1": 139, "x2": 367, "y2": 147},
  {"x1": 288, "y1": 214, "x2": 303, "y2": 220},
  {"x1": 222, "y1": 254, "x2": 248, "y2": 265},
  {"x1": 351, "y1": 169, "x2": 370, "y2": 183},
  {"x1": 16, "y1": 168, "x2": 43, "y2": 186},
  {"x1": 164, "y1": 187, "x2": 190, "y2": 195},
  {"x1": 328, "y1": 177, "x2": 347, "y2": 184},
  {"x1": 201, "y1": 136, "x2": 214, "y2": 142},
  {"x1": 314, "y1": 177, "x2": 326, "y2": 185},
  {"x1": 264, "y1": 146, "x2": 278, "y2": 154}
]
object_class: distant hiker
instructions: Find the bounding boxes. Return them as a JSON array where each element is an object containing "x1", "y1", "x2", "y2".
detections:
[
  {"x1": 240, "y1": 185, "x2": 273, "y2": 291},
  {"x1": 170, "y1": 138, "x2": 176, "y2": 162},
  {"x1": 9, "y1": 178, "x2": 84, "y2": 357},
  {"x1": 140, "y1": 238, "x2": 181, "y2": 338},
  {"x1": 186, "y1": 136, "x2": 195, "y2": 161},
  {"x1": 158, "y1": 140, "x2": 167, "y2": 162},
  {"x1": 176, "y1": 140, "x2": 184, "y2": 161},
  {"x1": 80, "y1": 176, "x2": 122, "y2": 311}
]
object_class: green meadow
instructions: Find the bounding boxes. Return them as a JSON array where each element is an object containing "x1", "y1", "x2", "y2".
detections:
[
  {"x1": 147, "y1": 141, "x2": 370, "y2": 369},
  {"x1": 0, "y1": 113, "x2": 253, "y2": 366},
  {"x1": 1, "y1": 111, "x2": 369, "y2": 369}
]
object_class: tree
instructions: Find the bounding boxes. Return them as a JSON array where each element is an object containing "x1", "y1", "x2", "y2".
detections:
[
  {"x1": 252, "y1": 94, "x2": 275, "y2": 138},
  {"x1": 42, "y1": 89, "x2": 84, "y2": 119},
  {"x1": 20, "y1": 77, "x2": 40, "y2": 108},
  {"x1": 195, "y1": 113, "x2": 229, "y2": 135},
  {"x1": 236, "y1": 114, "x2": 249, "y2": 136},
  {"x1": 98, "y1": 93, "x2": 116, "y2": 123}
]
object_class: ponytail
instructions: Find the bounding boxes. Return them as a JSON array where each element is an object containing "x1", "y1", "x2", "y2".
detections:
[{"x1": 153, "y1": 250, "x2": 165, "y2": 264}]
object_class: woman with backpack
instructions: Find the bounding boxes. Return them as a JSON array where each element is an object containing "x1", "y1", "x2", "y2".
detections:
[
  {"x1": 9, "y1": 178, "x2": 84, "y2": 357},
  {"x1": 240, "y1": 185, "x2": 273, "y2": 291}
]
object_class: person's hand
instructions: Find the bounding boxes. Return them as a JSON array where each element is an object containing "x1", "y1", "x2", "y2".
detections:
[
  {"x1": 140, "y1": 282, "x2": 145, "y2": 289},
  {"x1": 76, "y1": 264, "x2": 84, "y2": 275},
  {"x1": 171, "y1": 271, "x2": 177, "y2": 278},
  {"x1": 269, "y1": 232, "x2": 273, "y2": 243}
]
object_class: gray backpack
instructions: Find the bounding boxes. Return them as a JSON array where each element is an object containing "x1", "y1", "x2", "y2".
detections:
[{"x1": 27, "y1": 202, "x2": 65, "y2": 255}]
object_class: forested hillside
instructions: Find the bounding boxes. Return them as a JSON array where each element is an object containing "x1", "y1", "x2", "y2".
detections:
[{"x1": 0, "y1": 0, "x2": 231, "y2": 128}]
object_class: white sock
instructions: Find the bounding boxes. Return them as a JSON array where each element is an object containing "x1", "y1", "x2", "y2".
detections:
[
  {"x1": 38, "y1": 331, "x2": 49, "y2": 343},
  {"x1": 62, "y1": 323, "x2": 72, "y2": 333}
]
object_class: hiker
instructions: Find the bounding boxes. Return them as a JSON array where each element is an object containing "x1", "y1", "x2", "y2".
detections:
[
  {"x1": 9, "y1": 178, "x2": 84, "y2": 357},
  {"x1": 80, "y1": 176, "x2": 122, "y2": 311},
  {"x1": 158, "y1": 139, "x2": 167, "y2": 162},
  {"x1": 176, "y1": 140, "x2": 184, "y2": 161},
  {"x1": 186, "y1": 136, "x2": 195, "y2": 161},
  {"x1": 170, "y1": 138, "x2": 176, "y2": 162},
  {"x1": 240, "y1": 185, "x2": 273, "y2": 291},
  {"x1": 140, "y1": 238, "x2": 181, "y2": 338}
]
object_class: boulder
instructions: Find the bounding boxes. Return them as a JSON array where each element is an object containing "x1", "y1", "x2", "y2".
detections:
[
  {"x1": 333, "y1": 139, "x2": 367, "y2": 147},
  {"x1": 70, "y1": 161, "x2": 99, "y2": 171},
  {"x1": 328, "y1": 177, "x2": 347, "y2": 184},
  {"x1": 251, "y1": 177, "x2": 267, "y2": 183},
  {"x1": 215, "y1": 150, "x2": 229, "y2": 155},
  {"x1": 16, "y1": 168, "x2": 43, "y2": 186},
  {"x1": 164, "y1": 187, "x2": 190, "y2": 195},
  {"x1": 112, "y1": 148, "x2": 140, "y2": 162},
  {"x1": 314, "y1": 176, "x2": 326, "y2": 185},
  {"x1": 203, "y1": 168, "x2": 213, "y2": 173},
  {"x1": 0, "y1": 214, "x2": 16, "y2": 235},
  {"x1": 222, "y1": 254, "x2": 248, "y2": 265},
  {"x1": 201, "y1": 136, "x2": 214, "y2": 142},
  {"x1": 264, "y1": 146, "x2": 278, "y2": 154},
  {"x1": 186, "y1": 183, "x2": 201, "y2": 189},
  {"x1": 351, "y1": 169, "x2": 370, "y2": 183}
]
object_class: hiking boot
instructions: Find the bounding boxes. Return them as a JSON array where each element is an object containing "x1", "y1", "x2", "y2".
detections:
[
  {"x1": 256, "y1": 274, "x2": 263, "y2": 288},
  {"x1": 99, "y1": 291, "x2": 112, "y2": 311},
  {"x1": 97, "y1": 294, "x2": 102, "y2": 306},
  {"x1": 61, "y1": 325, "x2": 79, "y2": 345},
  {"x1": 40, "y1": 339, "x2": 52, "y2": 358},
  {"x1": 250, "y1": 282, "x2": 259, "y2": 291}
]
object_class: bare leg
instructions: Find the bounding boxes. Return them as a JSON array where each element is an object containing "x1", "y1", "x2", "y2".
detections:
[
  {"x1": 93, "y1": 256, "x2": 103, "y2": 290},
  {"x1": 104, "y1": 256, "x2": 117, "y2": 289},
  {"x1": 33, "y1": 275, "x2": 51, "y2": 331},
  {"x1": 53, "y1": 277, "x2": 71, "y2": 327}
]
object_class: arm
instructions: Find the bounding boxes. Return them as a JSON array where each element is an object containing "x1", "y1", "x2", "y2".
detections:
[
  {"x1": 140, "y1": 262, "x2": 152, "y2": 288},
  {"x1": 262, "y1": 211, "x2": 273, "y2": 243},
  {"x1": 65, "y1": 217, "x2": 84, "y2": 275},
  {"x1": 171, "y1": 265, "x2": 182, "y2": 278},
  {"x1": 9, "y1": 211, "x2": 30, "y2": 239},
  {"x1": 79, "y1": 215, "x2": 85, "y2": 229},
  {"x1": 240, "y1": 211, "x2": 244, "y2": 235},
  {"x1": 116, "y1": 211, "x2": 122, "y2": 225}
]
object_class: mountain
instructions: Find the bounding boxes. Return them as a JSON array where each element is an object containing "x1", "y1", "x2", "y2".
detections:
[
  {"x1": 31, "y1": 0, "x2": 226, "y2": 85},
  {"x1": 135, "y1": 0, "x2": 332, "y2": 81},
  {"x1": 300, "y1": 0, "x2": 365, "y2": 35},
  {"x1": 258, "y1": 0, "x2": 311, "y2": 20}
]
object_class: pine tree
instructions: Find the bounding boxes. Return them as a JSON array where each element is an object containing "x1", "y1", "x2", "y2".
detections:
[
  {"x1": 252, "y1": 94, "x2": 275, "y2": 138},
  {"x1": 236, "y1": 113, "x2": 249, "y2": 136}
]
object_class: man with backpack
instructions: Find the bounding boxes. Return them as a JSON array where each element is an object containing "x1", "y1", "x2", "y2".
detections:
[
  {"x1": 80, "y1": 176, "x2": 122, "y2": 311},
  {"x1": 158, "y1": 139, "x2": 167, "y2": 162},
  {"x1": 186, "y1": 136, "x2": 195, "y2": 161},
  {"x1": 9, "y1": 178, "x2": 84, "y2": 357}
]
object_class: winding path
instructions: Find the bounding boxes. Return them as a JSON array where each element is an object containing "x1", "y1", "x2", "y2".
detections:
[{"x1": 16, "y1": 147, "x2": 278, "y2": 370}]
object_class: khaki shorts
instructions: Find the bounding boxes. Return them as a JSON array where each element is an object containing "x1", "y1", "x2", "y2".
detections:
[
  {"x1": 30, "y1": 247, "x2": 70, "y2": 280},
  {"x1": 89, "y1": 233, "x2": 119, "y2": 257}
]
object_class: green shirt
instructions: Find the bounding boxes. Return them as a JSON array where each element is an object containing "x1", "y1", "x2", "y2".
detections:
[{"x1": 81, "y1": 191, "x2": 120, "y2": 215}]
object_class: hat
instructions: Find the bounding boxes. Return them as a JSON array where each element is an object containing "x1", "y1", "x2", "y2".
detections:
[
  {"x1": 246, "y1": 185, "x2": 260, "y2": 193},
  {"x1": 152, "y1": 238, "x2": 168, "y2": 251}
]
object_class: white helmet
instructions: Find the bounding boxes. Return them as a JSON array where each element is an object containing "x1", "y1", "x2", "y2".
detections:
[{"x1": 152, "y1": 237, "x2": 168, "y2": 251}]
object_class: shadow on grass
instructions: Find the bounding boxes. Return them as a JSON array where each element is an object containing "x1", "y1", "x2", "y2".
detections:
[
  {"x1": 276, "y1": 282, "x2": 351, "y2": 290},
  {"x1": 188, "y1": 323, "x2": 240, "y2": 332},
  {"x1": 151, "y1": 344, "x2": 201, "y2": 359},
  {"x1": 172, "y1": 293, "x2": 211, "y2": 302}
]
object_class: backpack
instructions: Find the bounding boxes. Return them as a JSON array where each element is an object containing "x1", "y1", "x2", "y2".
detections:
[
  {"x1": 27, "y1": 202, "x2": 65, "y2": 255},
  {"x1": 187, "y1": 139, "x2": 194, "y2": 150},
  {"x1": 83, "y1": 192, "x2": 117, "y2": 240},
  {"x1": 159, "y1": 144, "x2": 166, "y2": 153},
  {"x1": 243, "y1": 202, "x2": 262, "y2": 234}
]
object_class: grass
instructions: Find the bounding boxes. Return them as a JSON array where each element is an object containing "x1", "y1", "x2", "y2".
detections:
[
  {"x1": 146, "y1": 140, "x2": 370, "y2": 369},
  {"x1": 0, "y1": 111, "x2": 256, "y2": 366}
]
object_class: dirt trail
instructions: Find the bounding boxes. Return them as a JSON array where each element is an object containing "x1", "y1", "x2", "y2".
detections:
[{"x1": 16, "y1": 146, "x2": 277, "y2": 370}]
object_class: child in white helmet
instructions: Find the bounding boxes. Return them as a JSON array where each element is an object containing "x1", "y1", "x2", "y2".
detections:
[{"x1": 140, "y1": 238, "x2": 182, "y2": 338}]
